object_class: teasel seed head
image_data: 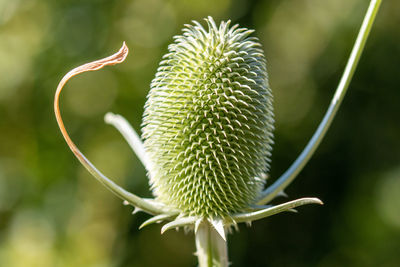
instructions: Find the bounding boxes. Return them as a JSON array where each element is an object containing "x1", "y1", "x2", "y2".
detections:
[{"x1": 142, "y1": 17, "x2": 274, "y2": 219}]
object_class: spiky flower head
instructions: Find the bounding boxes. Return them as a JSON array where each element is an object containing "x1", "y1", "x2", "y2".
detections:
[{"x1": 142, "y1": 17, "x2": 274, "y2": 219}]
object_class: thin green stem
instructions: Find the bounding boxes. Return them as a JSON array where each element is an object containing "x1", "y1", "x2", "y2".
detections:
[
  {"x1": 195, "y1": 221, "x2": 228, "y2": 267},
  {"x1": 257, "y1": 0, "x2": 382, "y2": 205}
]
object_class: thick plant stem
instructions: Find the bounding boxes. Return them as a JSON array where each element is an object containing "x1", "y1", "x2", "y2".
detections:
[{"x1": 195, "y1": 222, "x2": 228, "y2": 267}]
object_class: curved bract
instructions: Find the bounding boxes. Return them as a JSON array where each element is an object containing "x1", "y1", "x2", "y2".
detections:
[{"x1": 142, "y1": 17, "x2": 274, "y2": 218}]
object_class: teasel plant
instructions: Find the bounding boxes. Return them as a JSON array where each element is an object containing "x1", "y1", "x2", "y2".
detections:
[{"x1": 54, "y1": 1, "x2": 381, "y2": 266}]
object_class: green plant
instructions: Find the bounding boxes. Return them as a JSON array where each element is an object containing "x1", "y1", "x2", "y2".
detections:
[{"x1": 54, "y1": 0, "x2": 381, "y2": 266}]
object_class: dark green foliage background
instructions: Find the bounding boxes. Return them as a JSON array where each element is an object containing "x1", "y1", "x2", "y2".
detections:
[{"x1": 0, "y1": 0, "x2": 399, "y2": 266}]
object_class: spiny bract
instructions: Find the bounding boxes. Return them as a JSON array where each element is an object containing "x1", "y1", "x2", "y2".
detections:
[{"x1": 142, "y1": 17, "x2": 274, "y2": 218}]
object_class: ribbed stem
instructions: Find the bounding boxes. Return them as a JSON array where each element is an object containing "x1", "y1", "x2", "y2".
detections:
[{"x1": 195, "y1": 222, "x2": 228, "y2": 267}]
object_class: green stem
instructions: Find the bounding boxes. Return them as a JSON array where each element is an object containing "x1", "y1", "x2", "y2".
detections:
[
  {"x1": 257, "y1": 0, "x2": 382, "y2": 205},
  {"x1": 195, "y1": 221, "x2": 228, "y2": 267}
]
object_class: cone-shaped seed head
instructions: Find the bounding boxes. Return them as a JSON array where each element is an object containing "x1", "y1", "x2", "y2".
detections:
[{"x1": 142, "y1": 17, "x2": 274, "y2": 218}]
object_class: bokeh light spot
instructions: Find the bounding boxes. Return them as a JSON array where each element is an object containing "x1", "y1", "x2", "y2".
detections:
[{"x1": 376, "y1": 168, "x2": 400, "y2": 229}]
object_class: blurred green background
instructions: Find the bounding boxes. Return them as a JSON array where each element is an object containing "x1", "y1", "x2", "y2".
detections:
[{"x1": 0, "y1": 0, "x2": 399, "y2": 266}]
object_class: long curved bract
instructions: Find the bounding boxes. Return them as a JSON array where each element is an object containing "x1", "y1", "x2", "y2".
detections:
[
  {"x1": 257, "y1": 0, "x2": 383, "y2": 205},
  {"x1": 54, "y1": 43, "x2": 177, "y2": 216}
]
